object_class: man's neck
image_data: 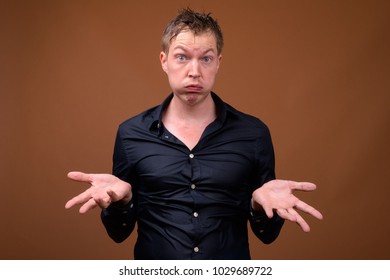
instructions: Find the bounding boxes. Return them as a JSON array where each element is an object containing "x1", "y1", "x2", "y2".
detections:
[
  {"x1": 164, "y1": 93, "x2": 217, "y2": 125},
  {"x1": 161, "y1": 93, "x2": 217, "y2": 150}
]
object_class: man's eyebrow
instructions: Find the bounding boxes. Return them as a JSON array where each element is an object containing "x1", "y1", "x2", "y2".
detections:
[
  {"x1": 172, "y1": 46, "x2": 216, "y2": 54},
  {"x1": 202, "y1": 48, "x2": 216, "y2": 54},
  {"x1": 172, "y1": 46, "x2": 188, "y2": 52}
]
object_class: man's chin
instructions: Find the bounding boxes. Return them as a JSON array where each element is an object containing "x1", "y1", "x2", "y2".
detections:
[{"x1": 178, "y1": 91, "x2": 209, "y2": 105}]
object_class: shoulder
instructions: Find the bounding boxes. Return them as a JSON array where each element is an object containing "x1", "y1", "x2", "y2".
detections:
[
  {"x1": 225, "y1": 102, "x2": 271, "y2": 134},
  {"x1": 117, "y1": 105, "x2": 160, "y2": 135},
  {"x1": 117, "y1": 94, "x2": 172, "y2": 133},
  {"x1": 213, "y1": 92, "x2": 270, "y2": 133}
]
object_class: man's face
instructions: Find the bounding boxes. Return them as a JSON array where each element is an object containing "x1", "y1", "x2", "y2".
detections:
[{"x1": 160, "y1": 30, "x2": 222, "y2": 105}]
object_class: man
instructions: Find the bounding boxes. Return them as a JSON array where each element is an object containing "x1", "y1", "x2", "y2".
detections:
[{"x1": 65, "y1": 8, "x2": 322, "y2": 259}]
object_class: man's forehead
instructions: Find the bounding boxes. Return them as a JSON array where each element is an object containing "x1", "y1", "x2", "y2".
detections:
[{"x1": 170, "y1": 30, "x2": 217, "y2": 51}]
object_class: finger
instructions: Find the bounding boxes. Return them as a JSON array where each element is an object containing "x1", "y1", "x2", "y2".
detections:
[
  {"x1": 65, "y1": 199, "x2": 76, "y2": 209},
  {"x1": 106, "y1": 189, "x2": 121, "y2": 202},
  {"x1": 276, "y1": 208, "x2": 297, "y2": 222},
  {"x1": 93, "y1": 192, "x2": 112, "y2": 209},
  {"x1": 290, "y1": 181, "x2": 317, "y2": 192},
  {"x1": 287, "y1": 208, "x2": 311, "y2": 232},
  {"x1": 79, "y1": 198, "x2": 98, "y2": 214},
  {"x1": 95, "y1": 198, "x2": 112, "y2": 209},
  {"x1": 67, "y1": 171, "x2": 93, "y2": 183},
  {"x1": 261, "y1": 204, "x2": 274, "y2": 219},
  {"x1": 106, "y1": 189, "x2": 130, "y2": 203},
  {"x1": 65, "y1": 189, "x2": 93, "y2": 209},
  {"x1": 295, "y1": 200, "x2": 324, "y2": 220}
]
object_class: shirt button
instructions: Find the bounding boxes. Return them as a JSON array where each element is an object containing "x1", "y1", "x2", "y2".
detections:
[
  {"x1": 189, "y1": 153, "x2": 194, "y2": 159},
  {"x1": 194, "y1": 247, "x2": 199, "y2": 253},
  {"x1": 193, "y1": 212, "x2": 198, "y2": 218},
  {"x1": 191, "y1": 184, "x2": 196, "y2": 190},
  {"x1": 122, "y1": 223, "x2": 127, "y2": 227}
]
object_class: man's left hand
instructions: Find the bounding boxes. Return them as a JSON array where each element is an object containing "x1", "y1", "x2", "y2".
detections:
[{"x1": 252, "y1": 180, "x2": 323, "y2": 232}]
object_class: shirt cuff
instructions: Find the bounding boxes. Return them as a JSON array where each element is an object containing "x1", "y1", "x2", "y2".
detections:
[
  {"x1": 104, "y1": 199, "x2": 134, "y2": 215},
  {"x1": 250, "y1": 206, "x2": 269, "y2": 223}
]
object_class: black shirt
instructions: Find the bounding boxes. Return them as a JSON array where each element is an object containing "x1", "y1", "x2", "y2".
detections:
[{"x1": 101, "y1": 92, "x2": 284, "y2": 259}]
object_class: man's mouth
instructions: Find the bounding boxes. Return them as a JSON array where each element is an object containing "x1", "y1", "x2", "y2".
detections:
[{"x1": 185, "y1": 84, "x2": 203, "y2": 92}]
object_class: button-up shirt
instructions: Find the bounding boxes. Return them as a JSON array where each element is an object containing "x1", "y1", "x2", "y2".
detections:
[{"x1": 101, "y1": 92, "x2": 284, "y2": 259}]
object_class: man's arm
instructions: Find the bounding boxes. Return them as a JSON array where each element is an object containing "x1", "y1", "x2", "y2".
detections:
[
  {"x1": 100, "y1": 199, "x2": 137, "y2": 243},
  {"x1": 249, "y1": 202, "x2": 285, "y2": 244}
]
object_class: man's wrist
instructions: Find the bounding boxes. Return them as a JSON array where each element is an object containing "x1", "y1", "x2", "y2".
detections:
[
  {"x1": 250, "y1": 199, "x2": 266, "y2": 215},
  {"x1": 108, "y1": 198, "x2": 133, "y2": 211}
]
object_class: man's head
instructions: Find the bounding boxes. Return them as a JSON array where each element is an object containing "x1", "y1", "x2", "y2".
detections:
[
  {"x1": 160, "y1": 8, "x2": 223, "y2": 105},
  {"x1": 162, "y1": 8, "x2": 224, "y2": 55}
]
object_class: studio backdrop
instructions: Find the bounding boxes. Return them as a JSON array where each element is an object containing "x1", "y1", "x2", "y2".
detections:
[{"x1": 1, "y1": 0, "x2": 389, "y2": 259}]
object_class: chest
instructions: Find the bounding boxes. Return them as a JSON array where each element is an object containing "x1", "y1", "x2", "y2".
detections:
[
  {"x1": 129, "y1": 133, "x2": 258, "y2": 196},
  {"x1": 165, "y1": 125, "x2": 206, "y2": 151}
]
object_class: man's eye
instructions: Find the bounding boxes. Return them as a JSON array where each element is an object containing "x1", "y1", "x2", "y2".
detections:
[
  {"x1": 202, "y1": 57, "x2": 212, "y2": 63},
  {"x1": 177, "y1": 55, "x2": 186, "y2": 61}
]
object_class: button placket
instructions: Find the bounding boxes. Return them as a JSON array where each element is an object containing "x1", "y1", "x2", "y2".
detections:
[{"x1": 188, "y1": 151, "x2": 201, "y2": 257}]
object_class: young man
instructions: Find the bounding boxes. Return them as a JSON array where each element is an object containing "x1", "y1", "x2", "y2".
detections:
[{"x1": 65, "y1": 8, "x2": 322, "y2": 259}]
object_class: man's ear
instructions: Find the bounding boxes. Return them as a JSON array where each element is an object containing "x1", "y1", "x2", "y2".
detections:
[
  {"x1": 160, "y1": 51, "x2": 168, "y2": 73},
  {"x1": 216, "y1": 54, "x2": 222, "y2": 72}
]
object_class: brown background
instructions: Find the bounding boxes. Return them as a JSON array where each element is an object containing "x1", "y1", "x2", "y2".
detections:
[{"x1": 1, "y1": 0, "x2": 389, "y2": 259}]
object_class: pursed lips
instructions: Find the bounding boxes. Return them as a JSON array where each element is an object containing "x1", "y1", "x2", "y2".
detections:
[{"x1": 185, "y1": 84, "x2": 203, "y2": 92}]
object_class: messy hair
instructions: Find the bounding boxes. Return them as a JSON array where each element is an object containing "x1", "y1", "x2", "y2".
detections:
[{"x1": 162, "y1": 8, "x2": 224, "y2": 54}]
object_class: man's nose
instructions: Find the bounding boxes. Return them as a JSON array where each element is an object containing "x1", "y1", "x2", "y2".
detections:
[{"x1": 188, "y1": 60, "x2": 200, "y2": 78}]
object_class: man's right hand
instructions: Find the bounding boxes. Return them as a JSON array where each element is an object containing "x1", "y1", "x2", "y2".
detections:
[{"x1": 65, "y1": 171, "x2": 132, "y2": 214}]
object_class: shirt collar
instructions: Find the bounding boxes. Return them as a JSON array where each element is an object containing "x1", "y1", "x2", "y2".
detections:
[{"x1": 148, "y1": 92, "x2": 227, "y2": 135}]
